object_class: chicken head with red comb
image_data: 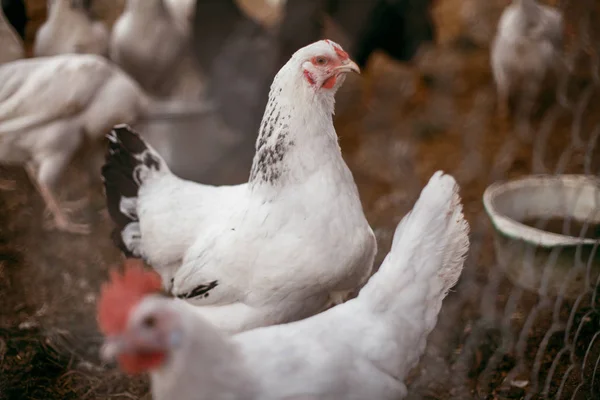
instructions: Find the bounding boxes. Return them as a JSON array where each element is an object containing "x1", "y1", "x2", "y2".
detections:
[
  {"x1": 97, "y1": 258, "x2": 163, "y2": 336},
  {"x1": 97, "y1": 259, "x2": 175, "y2": 375},
  {"x1": 297, "y1": 40, "x2": 360, "y2": 91}
]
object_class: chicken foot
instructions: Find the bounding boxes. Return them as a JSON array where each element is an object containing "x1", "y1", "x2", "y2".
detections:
[
  {"x1": 497, "y1": 94, "x2": 509, "y2": 123},
  {"x1": 0, "y1": 166, "x2": 17, "y2": 190},
  {"x1": 26, "y1": 164, "x2": 91, "y2": 235}
]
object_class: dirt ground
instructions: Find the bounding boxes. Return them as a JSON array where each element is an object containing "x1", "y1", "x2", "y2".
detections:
[{"x1": 1, "y1": 0, "x2": 600, "y2": 399}]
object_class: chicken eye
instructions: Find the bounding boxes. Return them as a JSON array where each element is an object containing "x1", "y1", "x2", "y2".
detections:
[
  {"x1": 143, "y1": 315, "x2": 156, "y2": 328},
  {"x1": 314, "y1": 56, "x2": 328, "y2": 66}
]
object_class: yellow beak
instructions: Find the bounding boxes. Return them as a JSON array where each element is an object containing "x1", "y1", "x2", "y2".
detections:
[{"x1": 334, "y1": 59, "x2": 360, "y2": 75}]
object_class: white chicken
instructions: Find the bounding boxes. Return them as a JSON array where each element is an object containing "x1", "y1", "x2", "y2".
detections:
[
  {"x1": 0, "y1": 3, "x2": 23, "y2": 64},
  {"x1": 34, "y1": 0, "x2": 110, "y2": 57},
  {"x1": 163, "y1": 0, "x2": 195, "y2": 36},
  {"x1": 0, "y1": 54, "x2": 212, "y2": 234},
  {"x1": 102, "y1": 40, "x2": 376, "y2": 333},
  {"x1": 491, "y1": 0, "x2": 564, "y2": 119},
  {"x1": 98, "y1": 171, "x2": 470, "y2": 400},
  {"x1": 110, "y1": 0, "x2": 204, "y2": 99},
  {"x1": 266, "y1": 0, "x2": 287, "y2": 7}
]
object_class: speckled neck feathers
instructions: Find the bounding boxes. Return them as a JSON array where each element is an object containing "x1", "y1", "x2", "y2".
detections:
[
  {"x1": 249, "y1": 69, "x2": 339, "y2": 188},
  {"x1": 249, "y1": 85, "x2": 295, "y2": 185}
]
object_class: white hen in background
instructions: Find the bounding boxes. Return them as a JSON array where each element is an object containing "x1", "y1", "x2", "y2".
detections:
[
  {"x1": 491, "y1": 0, "x2": 564, "y2": 119},
  {"x1": 98, "y1": 171, "x2": 470, "y2": 400},
  {"x1": 110, "y1": 0, "x2": 204, "y2": 100},
  {"x1": 266, "y1": 0, "x2": 286, "y2": 7},
  {"x1": 34, "y1": 0, "x2": 109, "y2": 57},
  {"x1": 102, "y1": 40, "x2": 376, "y2": 333},
  {"x1": 163, "y1": 0, "x2": 196, "y2": 35},
  {"x1": 0, "y1": 54, "x2": 212, "y2": 234},
  {"x1": 0, "y1": 4, "x2": 23, "y2": 64}
]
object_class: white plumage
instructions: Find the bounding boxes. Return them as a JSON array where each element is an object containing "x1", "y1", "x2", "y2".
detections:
[
  {"x1": 491, "y1": 0, "x2": 565, "y2": 118},
  {"x1": 0, "y1": 54, "x2": 212, "y2": 234},
  {"x1": 163, "y1": 0, "x2": 196, "y2": 35},
  {"x1": 101, "y1": 171, "x2": 470, "y2": 400},
  {"x1": 110, "y1": 0, "x2": 204, "y2": 99},
  {"x1": 265, "y1": 0, "x2": 287, "y2": 9},
  {"x1": 0, "y1": 4, "x2": 23, "y2": 64},
  {"x1": 102, "y1": 40, "x2": 376, "y2": 333},
  {"x1": 34, "y1": 0, "x2": 109, "y2": 57}
]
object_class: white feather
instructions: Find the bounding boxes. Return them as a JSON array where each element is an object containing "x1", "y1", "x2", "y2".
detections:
[
  {"x1": 266, "y1": 0, "x2": 287, "y2": 8},
  {"x1": 163, "y1": 0, "x2": 196, "y2": 35},
  {"x1": 34, "y1": 0, "x2": 109, "y2": 57}
]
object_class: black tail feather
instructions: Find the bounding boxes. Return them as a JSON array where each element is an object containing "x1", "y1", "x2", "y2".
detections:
[{"x1": 101, "y1": 124, "x2": 151, "y2": 258}]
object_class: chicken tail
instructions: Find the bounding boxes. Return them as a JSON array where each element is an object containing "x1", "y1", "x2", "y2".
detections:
[
  {"x1": 101, "y1": 124, "x2": 169, "y2": 257},
  {"x1": 357, "y1": 171, "x2": 469, "y2": 374}
]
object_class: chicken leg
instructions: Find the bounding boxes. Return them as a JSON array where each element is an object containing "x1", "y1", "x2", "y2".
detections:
[
  {"x1": 493, "y1": 64, "x2": 511, "y2": 130},
  {"x1": 0, "y1": 180, "x2": 16, "y2": 190},
  {"x1": 26, "y1": 162, "x2": 90, "y2": 235},
  {"x1": 497, "y1": 92, "x2": 509, "y2": 123},
  {"x1": 0, "y1": 166, "x2": 17, "y2": 190}
]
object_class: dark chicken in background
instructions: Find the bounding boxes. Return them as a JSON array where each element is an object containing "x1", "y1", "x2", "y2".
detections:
[
  {"x1": 1, "y1": 0, "x2": 27, "y2": 40},
  {"x1": 190, "y1": 0, "x2": 436, "y2": 182},
  {"x1": 337, "y1": 0, "x2": 436, "y2": 69},
  {"x1": 278, "y1": 0, "x2": 437, "y2": 70}
]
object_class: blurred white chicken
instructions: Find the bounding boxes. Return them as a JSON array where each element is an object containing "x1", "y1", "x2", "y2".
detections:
[
  {"x1": 98, "y1": 171, "x2": 470, "y2": 400},
  {"x1": 0, "y1": 4, "x2": 23, "y2": 64},
  {"x1": 491, "y1": 0, "x2": 564, "y2": 119},
  {"x1": 34, "y1": 0, "x2": 109, "y2": 57},
  {"x1": 110, "y1": 0, "x2": 204, "y2": 99},
  {"x1": 266, "y1": 0, "x2": 286, "y2": 7},
  {"x1": 102, "y1": 40, "x2": 376, "y2": 333},
  {"x1": 163, "y1": 0, "x2": 195, "y2": 35},
  {"x1": 0, "y1": 54, "x2": 212, "y2": 234}
]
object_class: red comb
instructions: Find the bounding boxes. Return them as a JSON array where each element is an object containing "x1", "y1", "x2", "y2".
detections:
[
  {"x1": 324, "y1": 39, "x2": 349, "y2": 60},
  {"x1": 97, "y1": 259, "x2": 163, "y2": 336}
]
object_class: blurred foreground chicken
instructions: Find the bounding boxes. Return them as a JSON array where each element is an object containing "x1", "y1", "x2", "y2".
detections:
[
  {"x1": 110, "y1": 0, "x2": 204, "y2": 99},
  {"x1": 0, "y1": 54, "x2": 212, "y2": 234},
  {"x1": 491, "y1": 0, "x2": 564, "y2": 119},
  {"x1": 34, "y1": 0, "x2": 109, "y2": 57},
  {"x1": 102, "y1": 40, "x2": 376, "y2": 333},
  {"x1": 0, "y1": 2, "x2": 23, "y2": 64},
  {"x1": 98, "y1": 171, "x2": 470, "y2": 400}
]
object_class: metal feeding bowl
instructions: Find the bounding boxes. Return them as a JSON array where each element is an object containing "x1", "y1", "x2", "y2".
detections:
[{"x1": 483, "y1": 175, "x2": 600, "y2": 299}]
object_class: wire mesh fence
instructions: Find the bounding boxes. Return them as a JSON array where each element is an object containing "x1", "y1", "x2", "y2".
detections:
[
  {"x1": 0, "y1": 0, "x2": 599, "y2": 399},
  {"x1": 401, "y1": 1, "x2": 600, "y2": 398}
]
